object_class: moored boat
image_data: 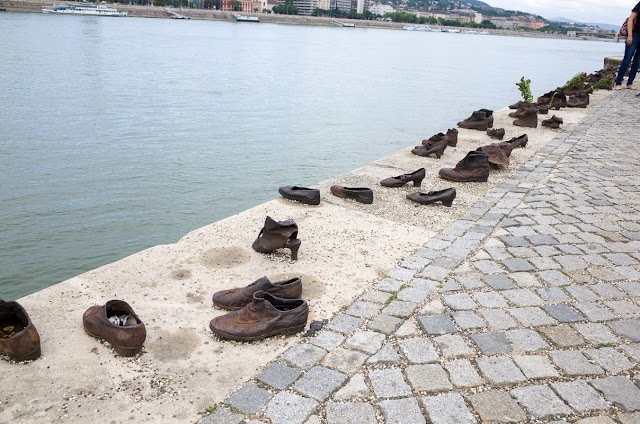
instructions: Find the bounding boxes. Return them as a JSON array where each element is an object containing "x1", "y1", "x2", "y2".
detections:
[
  {"x1": 234, "y1": 14, "x2": 260, "y2": 22},
  {"x1": 41, "y1": 3, "x2": 127, "y2": 17}
]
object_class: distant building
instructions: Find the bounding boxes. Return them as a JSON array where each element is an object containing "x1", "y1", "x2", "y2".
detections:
[
  {"x1": 489, "y1": 17, "x2": 518, "y2": 30},
  {"x1": 318, "y1": 0, "x2": 329, "y2": 9},
  {"x1": 368, "y1": 1, "x2": 392, "y2": 15},
  {"x1": 277, "y1": 0, "x2": 317, "y2": 15},
  {"x1": 220, "y1": 0, "x2": 263, "y2": 11},
  {"x1": 330, "y1": 0, "x2": 351, "y2": 13}
]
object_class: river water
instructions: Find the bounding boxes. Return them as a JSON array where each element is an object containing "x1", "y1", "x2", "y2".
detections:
[{"x1": 0, "y1": 12, "x2": 619, "y2": 300}]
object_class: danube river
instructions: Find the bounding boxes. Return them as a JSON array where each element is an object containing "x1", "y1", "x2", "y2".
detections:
[{"x1": 0, "y1": 12, "x2": 619, "y2": 300}]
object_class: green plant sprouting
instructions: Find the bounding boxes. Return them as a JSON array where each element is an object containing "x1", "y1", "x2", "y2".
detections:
[{"x1": 516, "y1": 77, "x2": 533, "y2": 103}]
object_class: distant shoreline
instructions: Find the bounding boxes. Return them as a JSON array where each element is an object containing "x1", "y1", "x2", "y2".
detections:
[{"x1": 0, "y1": 0, "x2": 618, "y2": 43}]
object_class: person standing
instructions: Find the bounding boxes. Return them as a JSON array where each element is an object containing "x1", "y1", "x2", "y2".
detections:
[{"x1": 615, "y1": 2, "x2": 640, "y2": 89}]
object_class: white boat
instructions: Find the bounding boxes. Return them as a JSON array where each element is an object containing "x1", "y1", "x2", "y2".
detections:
[
  {"x1": 42, "y1": 3, "x2": 127, "y2": 17},
  {"x1": 403, "y1": 25, "x2": 416, "y2": 30},
  {"x1": 415, "y1": 25, "x2": 431, "y2": 31},
  {"x1": 234, "y1": 14, "x2": 260, "y2": 22}
]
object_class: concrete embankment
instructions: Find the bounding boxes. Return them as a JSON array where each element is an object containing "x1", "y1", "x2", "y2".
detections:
[{"x1": 0, "y1": 85, "x2": 612, "y2": 423}]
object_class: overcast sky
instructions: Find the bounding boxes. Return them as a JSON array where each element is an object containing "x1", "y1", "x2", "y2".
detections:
[{"x1": 485, "y1": 0, "x2": 638, "y2": 25}]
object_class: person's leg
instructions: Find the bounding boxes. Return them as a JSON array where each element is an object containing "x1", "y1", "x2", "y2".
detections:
[
  {"x1": 616, "y1": 41, "x2": 636, "y2": 86},
  {"x1": 627, "y1": 36, "x2": 640, "y2": 86}
]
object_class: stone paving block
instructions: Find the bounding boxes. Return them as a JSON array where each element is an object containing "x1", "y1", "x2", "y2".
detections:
[
  {"x1": 506, "y1": 329, "x2": 550, "y2": 352},
  {"x1": 502, "y1": 258, "x2": 535, "y2": 272},
  {"x1": 333, "y1": 373, "x2": 369, "y2": 400},
  {"x1": 472, "y1": 291, "x2": 508, "y2": 308},
  {"x1": 395, "y1": 319, "x2": 420, "y2": 337},
  {"x1": 440, "y1": 279, "x2": 462, "y2": 292},
  {"x1": 574, "y1": 322, "x2": 621, "y2": 344},
  {"x1": 382, "y1": 300, "x2": 418, "y2": 318},
  {"x1": 590, "y1": 376, "x2": 640, "y2": 411},
  {"x1": 199, "y1": 408, "x2": 243, "y2": 424},
  {"x1": 444, "y1": 293, "x2": 477, "y2": 310},
  {"x1": 507, "y1": 247, "x2": 538, "y2": 258},
  {"x1": 367, "y1": 314, "x2": 403, "y2": 335},
  {"x1": 470, "y1": 331, "x2": 512, "y2": 355},
  {"x1": 467, "y1": 390, "x2": 527, "y2": 423},
  {"x1": 264, "y1": 392, "x2": 318, "y2": 424},
  {"x1": 294, "y1": 366, "x2": 347, "y2": 402},
  {"x1": 557, "y1": 243, "x2": 583, "y2": 254},
  {"x1": 605, "y1": 300, "x2": 640, "y2": 319},
  {"x1": 618, "y1": 281, "x2": 640, "y2": 296},
  {"x1": 618, "y1": 412, "x2": 640, "y2": 424},
  {"x1": 574, "y1": 302, "x2": 616, "y2": 322},
  {"x1": 225, "y1": 383, "x2": 272, "y2": 415},
  {"x1": 345, "y1": 301, "x2": 382, "y2": 319},
  {"x1": 535, "y1": 245, "x2": 561, "y2": 256},
  {"x1": 379, "y1": 397, "x2": 426, "y2": 424},
  {"x1": 398, "y1": 337, "x2": 439, "y2": 363},
  {"x1": 548, "y1": 350, "x2": 604, "y2": 376},
  {"x1": 537, "y1": 287, "x2": 570, "y2": 302},
  {"x1": 368, "y1": 369, "x2": 411, "y2": 398},
  {"x1": 326, "y1": 314, "x2": 363, "y2": 335},
  {"x1": 360, "y1": 290, "x2": 392, "y2": 304},
  {"x1": 500, "y1": 236, "x2": 530, "y2": 247},
  {"x1": 418, "y1": 314, "x2": 457, "y2": 335},
  {"x1": 542, "y1": 304, "x2": 586, "y2": 323},
  {"x1": 509, "y1": 226, "x2": 537, "y2": 237},
  {"x1": 344, "y1": 330, "x2": 386, "y2": 354},
  {"x1": 476, "y1": 356, "x2": 526, "y2": 385},
  {"x1": 483, "y1": 274, "x2": 517, "y2": 290},
  {"x1": 608, "y1": 319, "x2": 640, "y2": 341},
  {"x1": 510, "y1": 385, "x2": 572, "y2": 418},
  {"x1": 592, "y1": 283, "x2": 627, "y2": 299},
  {"x1": 367, "y1": 342, "x2": 401, "y2": 364},
  {"x1": 374, "y1": 278, "x2": 405, "y2": 293},
  {"x1": 513, "y1": 354, "x2": 559, "y2": 379},
  {"x1": 282, "y1": 344, "x2": 328, "y2": 370},
  {"x1": 408, "y1": 278, "x2": 439, "y2": 292},
  {"x1": 444, "y1": 358, "x2": 483, "y2": 388},
  {"x1": 479, "y1": 309, "x2": 518, "y2": 330},
  {"x1": 434, "y1": 334, "x2": 475, "y2": 358},
  {"x1": 528, "y1": 234, "x2": 559, "y2": 245},
  {"x1": 508, "y1": 307, "x2": 555, "y2": 327},
  {"x1": 451, "y1": 311, "x2": 486, "y2": 329},
  {"x1": 565, "y1": 284, "x2": 599, "y2": 301},
  {"x1": 537, "y1": 270, "x2": 573, "y2": 287},
  {"x1": 552, "y1": 380, "x2": 609, "y2": 413},
  {"x1": 258, "y1": 362, "x2": 302, "y2": 390},
  {"x1": 420, "y1": 265, "x2": 450, "y2": 282},
  {"x1": 388, "y1": 267, "x2": 416, "y2": 282},
  {"x1": 619, "y1": 343, "x2": 640, "y2": 361},
  {"x1": 555, "y1": 255, "x2": 589, "y2": 271},
  {"x1": 584, "y1": 347, "x2": 634, "y2": 373},
  {"x1": 321, "y1": 347, "x2": 368, "y2": 375},
  {"x1": 502, "y1": 288, "x2": 545, "y2": 306},
  {"x1": 405, "y1": 364, "x2": 453, "y2": 393},
  {"x1": 396, "y1": 287, "x2": 429, "y2": 303},
  {"x1": 311, "y1": 331, "x2": 345, "y2": 352},
  {"x1": 575, "y1": 417, "x2": 617, "y2": 424},
  {"x1": 325, "y1": 402, "x2": 376, "y2": 424},
  {"x1": 455, "y1": 274, "x2": 486, "y2": 289},
  {"x1": 529, "y1": 256, "x2": 561, "y2": 270},
  {"x1": 422, "y1": 392, "x2": 476, "y2": 424}
]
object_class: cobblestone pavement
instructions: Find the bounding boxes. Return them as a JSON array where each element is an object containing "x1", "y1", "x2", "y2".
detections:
[{"x1": 201, "y1": 90, "x2": 640, "y2": 424}]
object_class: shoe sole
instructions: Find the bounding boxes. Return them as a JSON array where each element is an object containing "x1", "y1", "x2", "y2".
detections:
[{"x1": 209, "y1": 323, "x2": 306, "y2": 342}]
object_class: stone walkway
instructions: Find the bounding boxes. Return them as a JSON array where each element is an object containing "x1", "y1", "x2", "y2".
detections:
[{"x1": 201, "y1": 90, "x2": 640, "y2": 424}]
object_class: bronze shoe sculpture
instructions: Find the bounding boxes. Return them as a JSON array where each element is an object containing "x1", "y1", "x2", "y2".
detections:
[
  {"x1": 330, "y1": 186, "x2": 373, "y2": 204},
  {"x1": 477, "y1": 144, "x2": 510, "y2": 167},
  {"x1": 412, "y1": 138, "x2": 447, "y2": 158},
  {"x1": 212, "y1": 276, "x2": 302, "y2": 310},
  {"x1": 509, "y1": 100, "x2": 525, "y2": 109},
  {"x1": 252, "y1": 216, "x2": 301, "y2": 260},
  {"x1": 406, "y1": 188, "x2": 456, "y2": 207},
  {"x1": 83, "y1": 300, "x2": 146, "y2": 357},
  {"x1": 0, "y1": 299, "x2": 41, "y2": 361},
  {"x1": 421, "y1": 132, "x2": 446, "y2": 146},
  {"x1": 209, "y1": 291, "x2": 309, "y2": 342},
  {"x1": 567, "y1": 91, "x2": 589, "y2": 108},
  {"x1": 278, "y1": 186, "x2": 320, "y2": 205},
  {"x1": 486, "y1": 128, "x2": 505, "y2": 140},
  {"x1": 541, "y1": 115, "x2": 563, "y2": 129},
  {"x1": 446, "y1": 128, "x2": 458, "y2": 147},
  {"x1": 457, "y1": 109, "x2": 493, "y2": 131},
  {"x1": 513, "y1": 106, "x2": 538, "y2": 128},
  {"x1": 503, "y1": 134, "x2": 528, "y2": 148},
  {"x1": 439, "y1": 151, "x2": 490, "y2": 182},
  {"x1": 381, "y1": 168, "x2": 425, "y2": 187},
  {"x1": 537, "y1": 89, "x2": 566, "y2": 110}
]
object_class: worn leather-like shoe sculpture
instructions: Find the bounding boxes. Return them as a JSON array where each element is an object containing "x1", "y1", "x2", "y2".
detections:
[
  {"x1": 445, "y1": 128, "x2": 458, "y2": 147},
  {"x1": 381, "y1": 168, "x2": 425, "y2": 188},
  {"x1": 406, "y1": 188, "x2": 456, "y2": 207},
  {"x1": 439, "y1": 151, "x2": 490, "y2": 182},
  {"x1": 330, "y1": 186, "x2": 373, "y2": 204},
  {"x1": 457, "y1": 109, "x2": 493, "y2": 131},
  {"x1": 252, "y1": 216, "x2": 301, "y2": 260},
  {"x1": 0, "y1": 299, "x2": 41, "y2": 361},
  {"x1": 513, "y1": 106, "x2": 538, "y2": 128},
  {"x1": 567, "y1": 91, "x2": 589, "y2": 108},
  {"x1": 486, "y1": 128, "x2": 505, "y2": 140},
  {"x1": 541, "y1": 115, "x2": 563, "y2": 129},
  {"x1": 538, "y1": 89, "x2": 567, "y2": 110},
  {"x1": 477, "y1": 144, "x2": 510, "y2": 167},
  {"x1": 209, "y1": 291, "x2": 308, "y2": 342},
  {"x1": 83, "y1": 300, "x2": 146, "y2": 357},
  {"x1": 212, "y1": 276, "x2": 302, "y2": 310},
  {"x1": 412, "y1": 138, "x2": 447, "y2": 158},
  {"x1": 504, "y1": 134, "x2": 528, "y2": 148},
  {"x1": 278, "y1": 186, "x2": 320, "y2": 205}
]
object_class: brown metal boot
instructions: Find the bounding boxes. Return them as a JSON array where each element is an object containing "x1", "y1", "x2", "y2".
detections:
[
  {"x1": 209, "y1": 291, "x2": 308, "y2": 342},
  {"x1": 83, "y1": 300, "x2": 146, "y2": 357},
  {"x1": 212, "y1": 276, "x2": 302, "y2": 310},
  {"x1": 421, "y1": 132, "x2": 446, "y2": 146},
  {"x1": 503, "y1": 134, "x2": 528, "y2": 148},
  {"x1": 567, "y1": 91, "x2": 589, "y2": 108},
  {"x1": 457, "y1": 110, "x2": 492, "y2": 131},
  {"x1": 252, "y1": 216, "x2": 301, "y2": 260},
  {"x1": 438, "y1": 151, "x2": 490, "y2": 182},
  {"x1": 0, "y1": 300, "x2": 41, "y2": 362},
  {"x1": 486, "y1": 128, "x2": 505, "y2": 140},
  {"x1": 446, "y1": 128, "x2": 458, "y2": 146},
  {"x1": 541, "y1": 115, "x2": 563, "y2": 129},
  {"x1": 538, "y1": 89, "x2": 566, "y2": 110},
  {"x1": 412, "y1": 138, "x2": 447, "y2": 158},
  {"x1": 513, "y1": 106, "x2": 538, "y2": 128},
  {"x1": 477, "y1": 144, "x2": 510, "y2": 167},
  {"x1": 406, "y1": 188, "x2": 456, "y2": 207}
]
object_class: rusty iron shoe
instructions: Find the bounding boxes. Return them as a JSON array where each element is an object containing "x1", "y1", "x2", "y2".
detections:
[
  {"x1": 212, "y1": 276, "x2": 302, "y2": 310},
  {"x1": 486, "y1": 128, "x2": 505, "y2": 140},
  {"x1": 406, "y1": 188, "x2": 456, "y2": 207},
  {"x1": 439, "y1": 151, "x2": 490, "y2": 182},
  {"x1": 278, "y1": 186, "x2": 320, "y2": 205},
  {"x1": 252, "y1": 216, "x2": 301, "y2": 260},
  {"x1": 209, "y1": 291, "x2": 308, "y2": 342},
  {"x1": 457, "y1": 110, "x2": 493, "y2": 131},
  {"x1": 477, "y1": 144, "x2": 510, "y2": 167},
  {"x1": 503, "y1": 134, "x2": 528, "y2": 148},
  {"x1": 381, "y1": 168, "x2": 425, "y2": 188},
  {"x1": 330, "y1": 186, "x2": 373, "y2": 204},
  {"x1": 412, "y1": 138, "x2": 447, "y2": 158},
  {"x1": 513, "y1": 106, "x2": 538, "y2": 128},
  {"x1": 446, "y1": 128, "x2": 458, "y2": 147},
  {"x1": 82, "y1": 300, "x2": 146, "y2": 357},
  {"x1": 0, "y1": 299, "x2": 41, "y2": 362},
  {"x1": 541, "y1": 115, "x2": 563, "y2": 129},
  {"x1": 567, "y1": 91, "x2": 589, "y2": 108}
]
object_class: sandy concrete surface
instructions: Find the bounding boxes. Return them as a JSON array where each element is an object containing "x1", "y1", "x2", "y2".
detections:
[{"x1": 0, "y1": 90, "x2": 609, "y2": 423}]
